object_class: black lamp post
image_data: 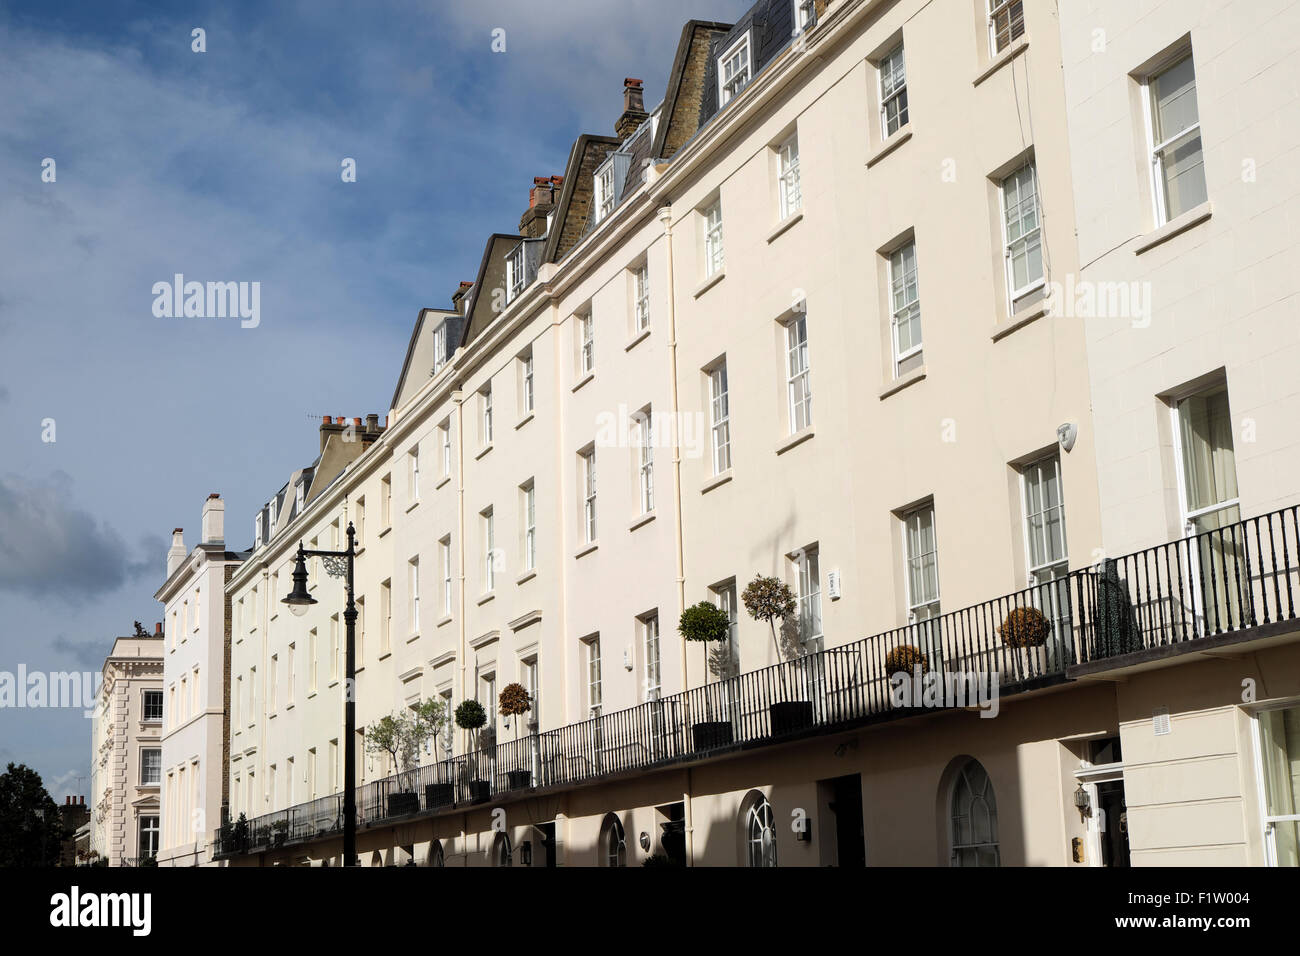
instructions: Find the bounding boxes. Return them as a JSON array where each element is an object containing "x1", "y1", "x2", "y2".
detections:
[{"x1": 282, "y1": 522, "x2": 358, "y2": 867}]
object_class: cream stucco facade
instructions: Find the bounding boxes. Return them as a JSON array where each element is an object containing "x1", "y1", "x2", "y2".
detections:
[{"x1": 208, "y1": 0, "x2": 1300, "y2": 868}]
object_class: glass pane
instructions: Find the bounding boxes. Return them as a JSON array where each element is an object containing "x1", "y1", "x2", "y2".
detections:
[
  {"x1": 1159, "y1": 133, "x2": 1207, "y2": 219},
  {"x1": 1178, "y1": 389, "x2": 1238, "y2": 513},
  {"x1": 1151, "y1": 56, "x2": 1199, "y2": 143},
  {"x1": 1260, "y1": 707, "x2": 1300, "y2": 818}
]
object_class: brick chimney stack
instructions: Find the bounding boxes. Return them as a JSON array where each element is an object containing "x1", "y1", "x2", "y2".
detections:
[
  {"x1": 520, "y1": 175, "x2": 563, "y2": 239},
  {"x1": 320, "y1": 414, "x2": 345, "y2": 454},
  {"x1": 452, "y1": 280, "x2": 475, "y2": 315},
  {"x1": 615, "y1": 78, "x2": 648, "y2": 139}
]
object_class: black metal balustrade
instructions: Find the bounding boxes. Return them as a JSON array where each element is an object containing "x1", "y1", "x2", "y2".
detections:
[{"x1": 213, "y1": 505, "x2": 1300, "y2": 859}]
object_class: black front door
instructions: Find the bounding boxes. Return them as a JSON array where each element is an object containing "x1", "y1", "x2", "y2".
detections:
[
  {"x1": 1097, "y1": 781, "x2": 1130, "y2": 867},
  {"x1": 829, "y1": 774, "x2": 865, "y2": 867}
]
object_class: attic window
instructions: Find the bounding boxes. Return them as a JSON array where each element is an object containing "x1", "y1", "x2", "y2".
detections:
[
  {"x1": 295, "y1": 483, "x2": 305, "y2": 515},
  {"x1": 432, "y1": 322, "x2": 448, "y2": 373},
  {"x1": 505, "y1": 246, "x2": 526, "y2": 304},
  {"x1": 794, "y1": 0, "x2": 816, "y2": 33},
  {"x1": 718, "y1": 33, "x2": 752, "y2": 106},
  {"x1": 594, "y1": 162, "x2": 616, "y2": 224},
  {"x1": 254, "y1": 513, "x2": 263, "y2": 548}
]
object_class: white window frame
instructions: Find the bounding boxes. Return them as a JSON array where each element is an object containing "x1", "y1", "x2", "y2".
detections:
[
  {"x1": 439, "y1": 538, "x2": 452, "y2": 617},
  {"x1": 793, "y1": 0, "x2": 816, "y2": 34},
  {"x1": 795, "y1": 547, "x2": 823, "y2": 647},
  {"x1": 409, "y1": 446, "x2": 420, "y2": 502},
  {"x1": 585, "y1": 637, "x2": 602, "y2": 718},
  {"x1": 482, "y1": 385, "x2": 493, "y2": 445},
  {"x1": 595, "y1": 162, "x2": 616, "y2": 223},
  {"x1": 703, "y1": 201, "x2": 724, "y2": 278},
  {"x1": 432, "y1": 322, "x2": 448, "y2": 373},
  {"x1": 778, "y1": 134, "x2": 801, "y2": 220},
  {"x1": 579, "y1": 312, "x2": 594, "y2": 375},
  {"x1": 1251, "y1": 702, "x2": 1300, "y2": 867},
  {"x1": 1000, "y1": 163, "x2": 1045, "y2": 305},
  {"x1": 141, "y1": 748, "x2": 162, "y2": 786},
  {"x1": 746, "y1": 795, "x2": 778, "y2": 867},
  {"x1": 718, "y1": 32, "x2": 752, "y2": 106},
  {"x1": 440, "y1": 420, "x2": 451, "y2": 477},
  {"x1": 642, "y1": 613, "x2": 661, "y2": 701},
  {"x1": 987, "y1": 0, "x2": 1025, "y2": 56},
  {"x1": 1143, "y1": 52, "x2": 1206, "y2": 227},
  {"x1": 522, "y1": 352, "x2": 535, "y2": 414},
  {"x1": 409, "y1": 557, "x2": 420, "y2": 634},
  {"x1": 506, "y1": 245, "x2": 526, "y2": 303},
  {"x1": 1170, "y1": 386, "x2": 1240, "y2": 537},
  {"x1": 879, "y1": 44, "x2": 908, "y2": 137},
  {"x1": 482, "y1": 508, "x2": 495, "y2": 593},
  {"x1": 710, "y1": 362, "x2": 731, "y2": 475},
  {"x1": 903, "y1": 504, "x2": 941, "y2": 623},
  {"x1": 638, "y1": 411, "x2": 654, "y2": 515},
  {"x1": 582, "y1": 448, "x2": 597, "y2": 543},
  {"x1": 523, "y1": 483, "x2": 537, "y2": 572},
  {"x1": 785, "y1": 315, "x2": 812, "y2": 434},
  {"x1": 889, "y1": 241, "x2": 922, "y2": 374},
  {"x1": 634, "y1": 263, "x2": 650, "y2": 331}
]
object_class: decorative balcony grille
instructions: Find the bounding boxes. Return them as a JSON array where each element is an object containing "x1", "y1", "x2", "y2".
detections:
[{"x1": 213, "y1": 505, "x2": 1300, "y2": 858}]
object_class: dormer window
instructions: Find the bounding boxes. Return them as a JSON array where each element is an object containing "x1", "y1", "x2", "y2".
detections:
[
  {"x1": 794, "y1": 0, "x2": 816, "y2": 33},
  {"x1": 432, "y1": 322, "x2": 448, "y2": 373},
  {"x1": 268, "y1": 499, "x2": 278, "y2": 538},
  {"x1": 595, "y1": 163, "x2": 616, "y2": 224},
  {"x1": 505, "y1": 245, "x2": 526, "y2": 303},
  {"x1": 718, "y1": 33, "x2": 752, "y2": 106},
  {"x1": 295, "y1": 483, "x2": 305, "y2": 515},
  {"x1": 254, "y1": 513, "x2": 263, "y2": 547}
]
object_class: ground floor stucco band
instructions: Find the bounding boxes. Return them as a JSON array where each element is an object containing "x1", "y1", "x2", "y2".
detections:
[{"x1": 223, "y1": 634, "x2": 1300, "y2": 867}]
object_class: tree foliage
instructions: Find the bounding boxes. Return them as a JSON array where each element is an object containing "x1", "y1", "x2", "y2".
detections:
[{"x1": 0, "y1": 763, "x2": 67, "y2": 867}]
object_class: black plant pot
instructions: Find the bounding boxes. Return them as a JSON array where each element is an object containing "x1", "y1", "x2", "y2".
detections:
[
  {"x1": 506, "y1": 770, "x2": 532, "y2": 790},
  {"x1": 691, "y1": 721, "x2": 734, "y2": 752},
  {"x1": 769, "y1": 700, "x2": 814, "y2": 736},
  {"x1": 425, "y1": 782, "x2": 455, "y2": 808},
  {"x1": 468, "y1": 779, "x2": 491, "y2": 803},
  {"x1": 387, "y1": 791, "x2": 420, "y2": 817}
]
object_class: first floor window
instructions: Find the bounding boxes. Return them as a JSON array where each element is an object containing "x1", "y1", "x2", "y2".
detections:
[
  {"x1": 785, "y1": 316, "x2": 812, "y2": 433},
  {"x1": 522, "y1": 353, "x2": 535, "y2": 413},
  {"x1": 482, "y1": 508, "x2": 495, "y2": 592},
  {"x1": 585, "y1": 638, "x2": 602, "y2": 718},
  {"x1": 950, "y1": 759, "x2": 1000, "y2": 866},
  {"x1": 795, "y1": 547, "x2": 823, "y2": 647},
  {"x1": 904, "y1": 505, "x2": 941, "y2": 623},
  {"x1": 482, "y1": 386, "x2": 494, "y2": 444},
  {"x1": 642, "y1": 613, "x2": 661, "y2": 701},
  {"x1": 579, "y1": 313, "x2": 594, "y2": 375}
]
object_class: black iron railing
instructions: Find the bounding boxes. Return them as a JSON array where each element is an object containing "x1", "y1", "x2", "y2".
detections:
[{"x1": 213, "y1": 505, "x2": 1300, "y2": 858}]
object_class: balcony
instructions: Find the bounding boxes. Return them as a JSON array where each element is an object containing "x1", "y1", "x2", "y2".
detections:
[{"x1": 213, "y1": 505, "x2": 1300, "y2": 859}]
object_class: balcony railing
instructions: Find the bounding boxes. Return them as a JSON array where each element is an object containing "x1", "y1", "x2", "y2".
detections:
[{"x1": 213, "y1": 504, "x2": 1300, "y2": 858}]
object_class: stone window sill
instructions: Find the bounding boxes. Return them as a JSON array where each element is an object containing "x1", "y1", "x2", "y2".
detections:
[{"x1": 879, "y1": 365, "x2": 927, "y2": 400}]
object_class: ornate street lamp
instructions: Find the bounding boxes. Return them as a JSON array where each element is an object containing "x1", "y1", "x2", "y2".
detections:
[{"x1": 282, "y1": 523, "x2": 358, "y2": 866}]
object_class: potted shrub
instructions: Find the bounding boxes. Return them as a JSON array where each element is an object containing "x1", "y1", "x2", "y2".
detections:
[
  {"x1": 743, "y1": 574, "x2": 813, "y2": 736},
  {"x1": 498, "y1": 682, "x2": 534, "y2": 789},
  {"x1": 883, "y1": 643, "x2": 929, "y2": 678},
  {"x1": 999, "y1": 605, "x2": 1050, "y2": 648},
  {"x1": 678, "y1": 601, "x2": 736, "y2": 750},
  {"x1": 454, "y1": 699, "x2": 491, "y2": 802},
  {"x1": 366, "y1": 697, "x2": 446, "y2": 818}
]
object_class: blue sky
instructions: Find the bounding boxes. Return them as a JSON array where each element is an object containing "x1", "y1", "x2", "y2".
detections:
[{"x1": 0, "y1": 0, "x2": 749, "y2": 800}]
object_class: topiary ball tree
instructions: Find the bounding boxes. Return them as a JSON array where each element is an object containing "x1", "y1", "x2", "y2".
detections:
[
  {"x1": 455, "y1": 698, "x2": 487, "y2": 732},
  {"x1": 679, "y1": 601, "x2": 732, "y2": 682},
  {"x1": 742, "y1": 574, "x2": 798, "y2": 690},
  {"x1": 498, "y1": 682, "x2": 532, "y2": 739}
]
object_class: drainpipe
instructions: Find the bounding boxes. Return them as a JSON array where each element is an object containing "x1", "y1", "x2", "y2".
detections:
[
  {"x1": 453, "y1": 388, "x2": 467, "y2": 755},
  {"x1": 658, "y1": 203, "x2": 694, "y2": 867}
]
